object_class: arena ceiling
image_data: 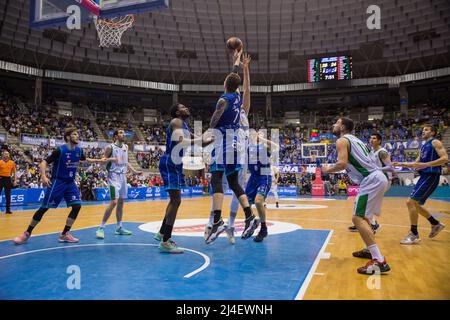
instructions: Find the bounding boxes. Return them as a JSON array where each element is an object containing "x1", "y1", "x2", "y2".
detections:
[{"x1": 0, "y1": 0, "x2": 449, "y2": 85}]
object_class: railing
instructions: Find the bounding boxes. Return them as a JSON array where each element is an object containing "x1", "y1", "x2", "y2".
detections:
[
  {"x1": 1, "y1": 59, "x2": 449, "y2": 94},
  {"x1": 20, "y1": 134, "x2": 110, "y2": 148}
]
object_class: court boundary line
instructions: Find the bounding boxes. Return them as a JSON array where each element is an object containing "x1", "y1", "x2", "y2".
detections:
[
  {"x1": 0, "y1": 243, "x2": 210, "y2": 279},
  {"x1": 294, "y1": 229, "x2": 334, "y2": 300},
  {"x1": 0, "y1": 224, "x2": 118, "y2": 244}
]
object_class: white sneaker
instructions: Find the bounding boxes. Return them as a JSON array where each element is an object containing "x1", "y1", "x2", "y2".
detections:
[
  {"x1": 225, "y1": 225, "x2": 235, "y2": 245},
  {"x1": 204, "y1": 223, "x2": 212, "y2": 240},
  {"x1": 429, "y1": 222, "x2": 445, "y2": 238},
  {"x1": 400, "y1": 232, "x2": 421, "y2": 245}
]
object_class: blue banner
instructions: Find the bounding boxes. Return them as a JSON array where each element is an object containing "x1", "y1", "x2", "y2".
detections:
[
  {"x1": 223, "y1": 187, "x2": 297, "y2": 197},
  {"x1": 0, "y1": 188, "x2": 47, "y2": 206},
  {"x1": 93, "y1": 187, "x2": 205, "y2": 201},
  {"x1": 106, "y1": 130, "x2": 135, "y2": 139}
]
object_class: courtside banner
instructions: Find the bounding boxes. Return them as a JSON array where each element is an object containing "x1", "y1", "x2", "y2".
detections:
[
  {"x1": 0, "y1": 188, "x2": 47, "y2": 206},
  {"x1": 222, "y1": 187, "x2": 298, "y2": 197},
  {"x1": 94, "y1": 187, "x2": 205, "y2": 201}
]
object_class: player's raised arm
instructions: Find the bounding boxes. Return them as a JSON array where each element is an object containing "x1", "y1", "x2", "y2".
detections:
[
  {"x1": 242, "y1": 53, "x2": 252, "y2": 115},
  {"x1": 210, "y1": 98, "x2": 228, "y2": 129},
  {"x1": 322, "y1": 138, "x2": 349, "y2": 173}
]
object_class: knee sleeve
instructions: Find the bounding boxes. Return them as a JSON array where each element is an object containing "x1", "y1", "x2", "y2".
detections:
[
  {"x1": 226, "y1": 172, "x2": 245, "y2": 198},
  {"x1": 32, "y1": 207, "x2": 49, "y2": 222},
  {"x1": 68, "y1": 204, "x2": 81, "y2": 220},
  {"x1": 211, "y1": 171, "x2": 224, "y2": 194}
]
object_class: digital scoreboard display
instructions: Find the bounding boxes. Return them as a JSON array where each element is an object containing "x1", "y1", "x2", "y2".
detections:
[{"x1": 307, "y1": 56, "x2": 352, "y2": 82}]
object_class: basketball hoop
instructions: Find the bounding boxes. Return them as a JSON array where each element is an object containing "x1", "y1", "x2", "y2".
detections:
[{"x1": 94, "y1": 14, "x2": 135, "y2": 48}]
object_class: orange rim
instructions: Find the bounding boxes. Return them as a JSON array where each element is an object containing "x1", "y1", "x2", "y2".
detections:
[{"x1": 96, "y1": 14, "x2": 135, "y2": 27}]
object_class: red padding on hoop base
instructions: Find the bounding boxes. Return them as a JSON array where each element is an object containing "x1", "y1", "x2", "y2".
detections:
[{"x1": 77, "y1": 0, "x2": 101, "y2": 16}]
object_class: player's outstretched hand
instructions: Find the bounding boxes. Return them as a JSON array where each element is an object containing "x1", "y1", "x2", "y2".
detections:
[
  {"x1": 233, "y1": 47, "x2": 243, "y2": 65},
  {"x1": 41, "y1": 176, "x2": 52, "y2": 188},
  {"x1": 242, "y1": 53, "x2": 251, "y2": 68},
  {"x1": 411, "y1": 162, "x2": 427, "y2": 170}
]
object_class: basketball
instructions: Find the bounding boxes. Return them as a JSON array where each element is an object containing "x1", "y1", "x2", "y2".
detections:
[{"x1": 226, "y1": 37, "x2": 243, "y2": 52}]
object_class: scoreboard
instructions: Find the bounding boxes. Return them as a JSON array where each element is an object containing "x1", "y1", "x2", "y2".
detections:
[{"x1": 307, "y1": 56, "x2": 352, "y2": 82}]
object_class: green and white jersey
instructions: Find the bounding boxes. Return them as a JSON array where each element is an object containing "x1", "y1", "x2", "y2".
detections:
[
  {"x1": 342, "y1": 134, "x2": 378, "y2": 184},
  {"x1": 106, "y1": 143, "x2": 128, "y2": 174},
  {"x1": 370, "y1": 147, "x2": 392, "y2": 180}
]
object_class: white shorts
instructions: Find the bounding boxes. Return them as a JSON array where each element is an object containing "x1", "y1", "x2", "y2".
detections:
[
  {"x1": 108, "y1": 172, "x2": 128, "y2": 200},
  {"x1": 353, "y1": 170, "x2": 388, "y2": 220}
]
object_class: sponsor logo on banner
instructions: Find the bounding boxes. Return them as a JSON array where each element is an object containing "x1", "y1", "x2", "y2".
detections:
[{"x1": 347, "y1": 186, "x2": 360, "y2": 196}]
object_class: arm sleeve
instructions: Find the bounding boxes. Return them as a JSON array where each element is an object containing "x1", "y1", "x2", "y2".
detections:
[{"x1": 45, "y1": 148, "x2": 61, "y2": 164}]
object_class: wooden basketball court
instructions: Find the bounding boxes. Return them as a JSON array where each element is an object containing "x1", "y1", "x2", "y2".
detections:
[{"x1": 1, "y1": 196, "x2": 449, "y2": 300}]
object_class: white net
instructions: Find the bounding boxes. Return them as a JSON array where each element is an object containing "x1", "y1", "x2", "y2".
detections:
[{"x1": 94, "y1": 14, "x2": 134, "y2": 48}]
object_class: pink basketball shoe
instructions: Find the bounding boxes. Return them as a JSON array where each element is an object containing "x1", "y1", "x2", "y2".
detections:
[
  {"x1": 59, "y1": 233, "x2": 79, "y2": 243},
  {"x1": 13, "y1": 231, "x2": 31, "y2": 245}
]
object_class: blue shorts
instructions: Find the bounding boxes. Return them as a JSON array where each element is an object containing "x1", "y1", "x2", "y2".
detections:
[
  {"x1": 159, "y1": 155, "x2": 184, "y2": 191},
  {"x1": 41, "y1": 179, "x2": 81, "y2": 208},
  {"x1": 245, "y1": 174, "x2": 272, "y2": 205},
  {"x1": 210, "y1": 162, "x2": 242, "y2": 176},
  {"x1": 210, "y1": 133, "x2": 242, "y2": 176},
  {"x1": 410, "y1": 173, "x2": 440, "y2": 205}
]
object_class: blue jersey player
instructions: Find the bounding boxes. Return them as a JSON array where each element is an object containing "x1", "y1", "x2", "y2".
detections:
[
  {"x1": 155, "y1": 103, "x2": 213, "y2": 253},
  {"x1": 393, "y1": 124, "x2": 448, "y2": 244},
  {"x1": 13, "y1": 127, "x2": 113, "y2": 245},
  {"x1": 206, "y1": 48, "x2": 259, "y2": 244},
  {"x1": 245, "y1": 130, "x2": 280, "y2": 242}
]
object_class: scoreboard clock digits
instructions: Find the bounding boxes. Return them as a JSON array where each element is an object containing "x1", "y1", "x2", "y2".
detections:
[{"x1": 307, "y1": 56, "x2": 352, "y2": 82}]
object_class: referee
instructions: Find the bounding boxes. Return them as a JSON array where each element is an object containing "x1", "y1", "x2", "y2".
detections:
[{"x1": 0, "y1": 149, "x2": 17, "y2": 214}]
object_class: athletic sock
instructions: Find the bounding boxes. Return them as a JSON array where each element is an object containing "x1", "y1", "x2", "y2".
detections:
[
  {"x1": 411, "y1": 225, "x2": 418, "y2": 236},
  {"x1": 117, "y1": 221, "x2": 123, "y2": 228},
  {"x1": 62, "y1": 225, "x2": 72, "y2": 235},
  {"x1": 26, "y1": 225, "x2": 35, "y2": 235},
  {"x1": 100, "y1": 222, "x2": 106, "y2": 228},
  {"x1": 213, "y1": 210, "x2": 222, "y2": 224},
  {"x1": 261, "y1": 222, "x2": 267, "y2": 231},
  {"x1": 162, "y1": 225, "x2": 173, "y2": 242},
  {"x1": 367, "y1": 244, "x2": 384, "y2": 262},
  {"x1": 243, "y1": 207, "x2": 253, "y2": 220},
  {"x1": 209, "y1": 211, "x2": 215, "y2": 226},
  {"x1": 228, "y1": 212, "x2": 237, "y2": 227},
  {"x1": 427, "y1": 216, "x2": 439, "y2": 226}
]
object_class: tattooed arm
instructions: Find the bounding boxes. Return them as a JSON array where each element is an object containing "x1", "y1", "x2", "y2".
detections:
[{"x1": 210, "y1": 98, "x2": 228, "y2": 129}]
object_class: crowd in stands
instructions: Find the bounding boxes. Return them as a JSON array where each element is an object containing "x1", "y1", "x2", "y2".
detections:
[
  {"x1": 136, "y1": 148, "x2": 165, "y2": 169},
  {"x1": 0, "y1": 98, "x2": 97, "y2": 141},
  {"x1": 138, "y1": 124, "x2": 166, "y2": 144},
  {"x1": 0, "y1": 89, "x2": 448, "y2": 202}
]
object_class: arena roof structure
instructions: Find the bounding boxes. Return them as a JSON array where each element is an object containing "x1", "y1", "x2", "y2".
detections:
[{"x1": 0, "y1": 0, "x2": 449, "y2": 85}]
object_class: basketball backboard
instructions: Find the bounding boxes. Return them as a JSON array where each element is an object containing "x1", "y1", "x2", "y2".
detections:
[{"x1": 29, "y1": 0, "x2": 169, "y2": 29}]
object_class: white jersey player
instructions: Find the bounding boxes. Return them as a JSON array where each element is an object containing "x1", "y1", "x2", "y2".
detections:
[
  {"x1": 322, "y1": 118, "x2": 390, "y2": 275},
  {"x1": 270, "y1": 165, "x2": 280, "y2": 208},
  {"x1": 369, "y1": 133, "x2": 395, "y2": 190},
  {"x1": 96, "y1": 129, "x2": 142, "y2": 239}
]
